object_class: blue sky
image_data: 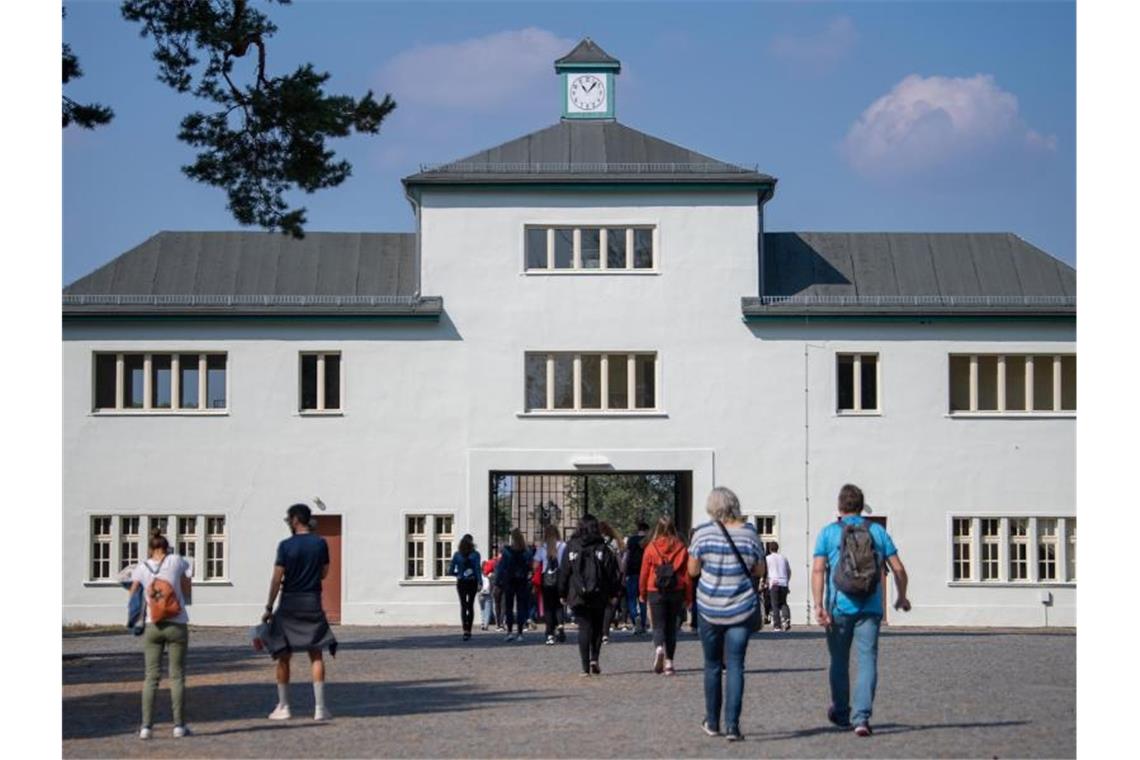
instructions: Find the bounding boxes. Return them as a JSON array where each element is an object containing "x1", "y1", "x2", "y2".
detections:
[{"x1": 62, "y1": 0, "x2": 1075, "y2": 284}]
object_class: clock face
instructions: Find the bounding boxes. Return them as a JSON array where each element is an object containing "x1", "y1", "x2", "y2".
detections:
[{"x1": 568, "y1": 74, "x2": 607, "y2": 113}]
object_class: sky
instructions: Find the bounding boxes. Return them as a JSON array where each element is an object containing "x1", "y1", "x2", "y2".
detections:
[{"x1": 62, "y1": 0, "x2": 1076, "y2": 284}]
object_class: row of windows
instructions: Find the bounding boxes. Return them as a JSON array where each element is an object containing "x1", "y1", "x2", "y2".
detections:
[
  {"x1": 90, "y1": 514, "x2": 227, "y2": 582},
  {"x1": 91, "y1": 351, "x2": 1076, "y2": 417},
  {"x1": 525, "y1": 226, "x2": 655, "y2": 271},
  {"x1": 951, "y1": 516, "x2": 1075, "y2": 583}
]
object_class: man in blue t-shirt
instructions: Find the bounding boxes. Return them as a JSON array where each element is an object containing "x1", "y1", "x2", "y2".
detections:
[{"x1": 812, "y1": 484, "x2": 911, "y2": 738}]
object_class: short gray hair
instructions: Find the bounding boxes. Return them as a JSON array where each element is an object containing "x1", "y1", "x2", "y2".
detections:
[{"x1": 705, "y1": 486, "x2": 742, "y2": 522}]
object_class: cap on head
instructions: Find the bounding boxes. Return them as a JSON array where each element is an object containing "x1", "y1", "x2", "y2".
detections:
[{"x1": 287, "y1": 503, "x2": 312, "y2": 525}]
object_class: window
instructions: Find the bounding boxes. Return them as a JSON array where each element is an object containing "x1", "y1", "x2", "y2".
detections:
[
  {"x1": 949, "y1": 354, "x2": 1076, "y2": 414},
  {"x1": 951, "y1": 518, "x2": 972, "y2": 581},
  {"x1": 91, "y1": 516, "x2": 112, "y2": 580},
  {"x1": 1037, "y1": 518, "x2": 1058, "y2": 581},
  {"x1": 753, "y1": 516, "x2": 778, "y2": 549},
  {"x1": 120, "y1": 516, "x2": 140, "y2": 570},
  {"x1": 205, "y1": 516, "x2": 226, "y2": 580},
  {"x1": 837, "y1": 353, "x2": 879, "y2": 412},
  {"x1": 1009, "y1": 518, "x2": 1029, "y2": 581},
  {"x1": 92, "y1": 352, "x2": 227, "y2": 412},
  {"x1": 87, "y1": 513, "x2": 218, "y2": 582},
  {"x1": 523, "y1": 352, "x2": 658, "y2": 412},
  {"x1": 404, "y1": 513, "x2": 458, "y2": 581},
  {"x1": 1067, "y1": 518, "x2": 1076, "y2": 582},
  {"x1": 300, "y1": 352, "x2": 342, "y2": 412},
  {"x1": 524, "y1": 225, "x2": 655, "y2": 271},
  {"x1": 980, "y1": 518, "x2": 1001, "y2": 581},
  {"x1": 406, "y1": 516, "x2": 427, "y2": 579},
  {"x1": 434, "y1": 516, "x2": 455, "y2": 579},
  {"x1": 177, "y1": 516, "x2": 198, "y2": 578}
]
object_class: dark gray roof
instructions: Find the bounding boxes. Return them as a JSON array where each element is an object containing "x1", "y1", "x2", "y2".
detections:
[
  {"x1": 63, "y1": 231, "x2": 442, "y2": 317},
  {"x1": 555, "y1": 38, "x2": 620, "y2": 70},
  {"x1": 403, "y1": 120, "x2": 775, "y2": 189},
  {"x1": 743, "y1": 232, "x2": 1075, "y2": 317}
]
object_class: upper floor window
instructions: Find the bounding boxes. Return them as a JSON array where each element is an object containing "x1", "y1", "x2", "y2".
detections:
[
  {"x1": 93, "y1": 352, "x2": 227, "y2": 412},
  {"x1": 524, "y1": 352, "x2": 657, "y2": 413},
  {"x1": 525, "y1": 226, "x2": 655, "y2": 271},
  {"x1": 300, "y1": 352, "x2": 342, "y2": 412},
  {"x1": 837, "y1": 353, "x2": 879, "y2": 413},
  {"x1": 949, "y1": 354, "x2": 1075, "y2": 415}
]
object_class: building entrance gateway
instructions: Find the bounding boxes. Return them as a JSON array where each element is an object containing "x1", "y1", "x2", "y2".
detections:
[{"x1": 489, "y1": 471, "x2": 692, "y2": 549}]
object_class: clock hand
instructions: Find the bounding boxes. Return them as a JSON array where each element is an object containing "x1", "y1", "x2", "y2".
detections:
[{"x1": 584, "y1": 82, "x2": 597, "y2": 93}]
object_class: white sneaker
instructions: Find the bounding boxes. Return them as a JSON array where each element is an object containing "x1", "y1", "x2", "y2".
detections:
[
  {"x1": 653, "y1": 645, "x2": 666, "y2": 674},
  {"x1": 545, "y1": 635, "x2": 556, "y2": 645},
  {"x1": 173, "y1": 725, "x2": 191, "y2": 738},
  {"x1": 313, "y1": 706, "x2": 331, "y2": 721},
  {"x1": 138, "y1": 727, "x2": 152, "y2": 740},
  {"x1": 268, "y1": 704, "x2": 292, "y2": 720}
]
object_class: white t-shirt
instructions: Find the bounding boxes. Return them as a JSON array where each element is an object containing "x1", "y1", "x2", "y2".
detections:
[
  {"x1": 533, "y1": 541, "x2": 566, "y2": 572},
  {"x1": 131, "y1": 553, "x2": 192, "y2": 624},
  {"x1": 766, "y1": 552, "x2": 791, "y2": 587}
]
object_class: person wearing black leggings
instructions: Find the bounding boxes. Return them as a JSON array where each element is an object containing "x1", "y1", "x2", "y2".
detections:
[
  {"x1": 496, "y1": 529, "x2": 533, "y2": 642},
  {"x1": 639, "y1": 516, "x2": 692, "y2": 675},
  {"x1": 536, "y1": 525, "x2": 566, "y2": 645},
  {"x1": 447, "y1": 534, "x2": 482, "y2": 641},
  {"x1": 558, "y1": 515, "x2": 621, "y2": 675}
]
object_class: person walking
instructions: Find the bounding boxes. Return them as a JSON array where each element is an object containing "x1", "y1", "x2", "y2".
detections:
[
  {"x1": 261, "y1": 503, "x2": 338, "y2": 722},
  {"x1": 483, "y1": 546, "x2": 504, "y2": 631},
  {"x1": 624, "y1": 521, "x2": 650, "y2": 634},
  {"x1": 638, "y1": 516, "x2": 692, "y2": 676},
  {"x1": 558, "y1": 514, "x2": 621, "y2": 676},
  {"x1": 598, "y1": 520, "x2": 625, "y2": 642},
  {"x1": 765, "y1": 541, "x2": 792, "y2": 631},
  {"x1": 496, "y1": 529, "x2": 533, "y2": 642},
  {"x1": 812, "y1": 484, "x2": 911, "y2": 737},
  {"x1": 448, "y1": 534, "x2": 482, "y2": 641},
  {"x1": 534, "y1": 525, "x2": 567, "y2": 645},
  {"x1": 479, "y1": 563, "x2": 495, "y2": 631},
  {"x1": 127, "y1": 528, "x2": 193, "y2": 740},
  {"x1": 688, "y1": 487, "x2": 766, "y2": 742}
]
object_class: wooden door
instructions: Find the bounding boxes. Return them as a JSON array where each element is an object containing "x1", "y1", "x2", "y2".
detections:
[
  {"x1": 865, "y1": 516, "x2": 888, "y2": 624},
  {"x1": 314, "y1": 515, "x2": 342, "y2": 624}
]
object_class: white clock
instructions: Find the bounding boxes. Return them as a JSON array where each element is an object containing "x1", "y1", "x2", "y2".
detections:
[{"x1": 567, "y1": 73, "x2": 607, "y2": 113}]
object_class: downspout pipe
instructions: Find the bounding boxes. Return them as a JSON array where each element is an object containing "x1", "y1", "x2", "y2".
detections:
[{"x1": 403, "y1": 187, "x2": 422, "y2": 298}]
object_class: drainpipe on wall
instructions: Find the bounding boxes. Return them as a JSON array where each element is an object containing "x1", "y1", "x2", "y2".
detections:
[
  {"x1": 803, "y1": 339, "x2": 826, "y2": 625},
  {"x1": 757, "y1": 196, "x2": 767, "y2": 298},
  {"x1": 404, "y1": 188, "x2": 422, "y2": 298}
]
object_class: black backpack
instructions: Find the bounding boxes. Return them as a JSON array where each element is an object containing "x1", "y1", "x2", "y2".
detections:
[
  {"x1": 576, "y1": 543, "x2": 608, "y2": 601},
  {"x1": 654, "y1": 545, "x2": 680, "y2": 593},
  {"x1": 541, "y1": 547, "x2": 560, "y2": 589},
  {"x1": 832, "y1": 520, "x2": 882, "y2": 598}
]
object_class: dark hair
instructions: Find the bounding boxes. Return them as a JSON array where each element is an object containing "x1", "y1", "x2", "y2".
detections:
[
  {"x1": 838, "y1": 484, "x2": 865, "y2": 514},
  {"x1": 767, "y1": 541, "x2": 780, "y2": 553},
  {"x1": 577, "y1": 514, "x2": 602, "y2": 541},
  {"x1": 637, "y1": 520, "x2": 650, "y2": 532},
  {"x1": 645, "y1": 515, "x2": 678, "y2": 547},
  {"x1": 459, "y1": 534, "x2": 474, "y2": 556},
  {"x1": 287, "y1": 503, "x2": 312, "y2": 525},
  {"x1": 148, "y1": 528, "x2": 170, "y2": 554}
]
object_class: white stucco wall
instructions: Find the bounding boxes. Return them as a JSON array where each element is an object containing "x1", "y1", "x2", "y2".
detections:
[{"x1": 62, "y1": 188, "x2": 1075, "y2": 627}]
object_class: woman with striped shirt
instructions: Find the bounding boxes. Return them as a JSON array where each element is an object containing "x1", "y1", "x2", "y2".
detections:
[{"x1": 688, "y1": 487, "x2": 766, "y2": 742}]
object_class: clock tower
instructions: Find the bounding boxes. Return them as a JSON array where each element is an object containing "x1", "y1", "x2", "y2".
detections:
[{"x1": 556, "y1": 38, "x2": 620, "y2": 120}]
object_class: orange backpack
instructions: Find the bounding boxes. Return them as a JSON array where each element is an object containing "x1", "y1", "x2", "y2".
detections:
[{"x1": 145, "y1": 556, "x2": 182, "y2": 623}]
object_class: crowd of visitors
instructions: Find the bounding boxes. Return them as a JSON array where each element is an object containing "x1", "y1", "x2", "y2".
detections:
[{"x1": 121, "y1": 484, "x2": 910, "y2": 743}]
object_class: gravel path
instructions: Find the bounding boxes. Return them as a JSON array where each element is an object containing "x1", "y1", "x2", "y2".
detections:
[{"x1": 63, "y1": 624, "x2": 1074, "y2": 758}]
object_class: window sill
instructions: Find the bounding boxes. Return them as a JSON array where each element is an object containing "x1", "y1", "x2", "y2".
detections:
[
  {"x1": 298, "y1": 410, "x2": 344, "y2": 417},
  {"x1": 522, "y1": 269, "x2": 659, "y2": 276},
  {"x1": 836, "y1": 410, "x2": 882, "y2": 417},
  {"x1": 84, "y1": 579, "x2": 233, "y2": 587},
  {"x1": 399, "y1": 579, "x2": 455, "y2": 587},
  {"x1": 517, "y1": 410, "x2": 668, "y2": 419},
  {"x1": 90, "y1": 409, "x2": 229, "y2": 417},
  {"x1": 943, "y1": 587, "x2": 1076, "y2": 592},
  {"x1": 946, "y1": 412, "x2": 1076, "y2": 419}
]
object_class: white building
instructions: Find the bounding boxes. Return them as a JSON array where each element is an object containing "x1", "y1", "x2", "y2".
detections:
[{"x1": 63, "y1": 40, "x2": 1075, "y2": 628}]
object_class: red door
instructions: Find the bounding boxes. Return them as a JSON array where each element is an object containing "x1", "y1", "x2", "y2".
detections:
[
  {"x1": 865, "y1": 516, "x2": 889, "y2": 624},
  {"x1": 314, "y1": 516, "x2": 342, "y2": 624}
]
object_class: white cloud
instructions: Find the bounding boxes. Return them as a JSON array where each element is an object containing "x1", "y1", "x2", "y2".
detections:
[
  {"x1": 768, "y1": 16, "x2": 857, "y2": 73},
  {"x1": 379, "y1": 28, "x2": 574, "y2": 110},
  {"x1": 841, "y1": 74, "x2": 1058, "y2": 177}
]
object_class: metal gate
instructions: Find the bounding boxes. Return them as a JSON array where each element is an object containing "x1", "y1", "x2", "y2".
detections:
[{"x1": 488, "y1": 471, "x2": 691, "y2": 550}]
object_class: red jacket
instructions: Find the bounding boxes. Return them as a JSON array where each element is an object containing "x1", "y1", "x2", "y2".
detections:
[{"x1": 639, "y1": 536, "x2": 693, "y2": 603}]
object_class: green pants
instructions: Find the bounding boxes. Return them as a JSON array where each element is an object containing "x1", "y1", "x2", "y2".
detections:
[{"x1": 141, "y1": 622, "x2": 188, "y2": 727}]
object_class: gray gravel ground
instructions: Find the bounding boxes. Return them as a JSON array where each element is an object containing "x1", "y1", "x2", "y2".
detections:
[{"x1": 63, "y1": 623, "x2": 1074, "y2": 758}]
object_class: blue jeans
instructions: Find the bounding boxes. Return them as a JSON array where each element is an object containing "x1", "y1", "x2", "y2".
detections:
[
  {"x1": 698, "y1": 614, "x2": 753, "y2": 734},
  {"x1": 826, "y1": 613, "x2": 882, "y2": 726},
  {"x1": 625, "y1": 576, "x2": 647, "y2": 629},
  {"x1": 480, "y1": 593, "x2": 494, "y2": 627}
]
